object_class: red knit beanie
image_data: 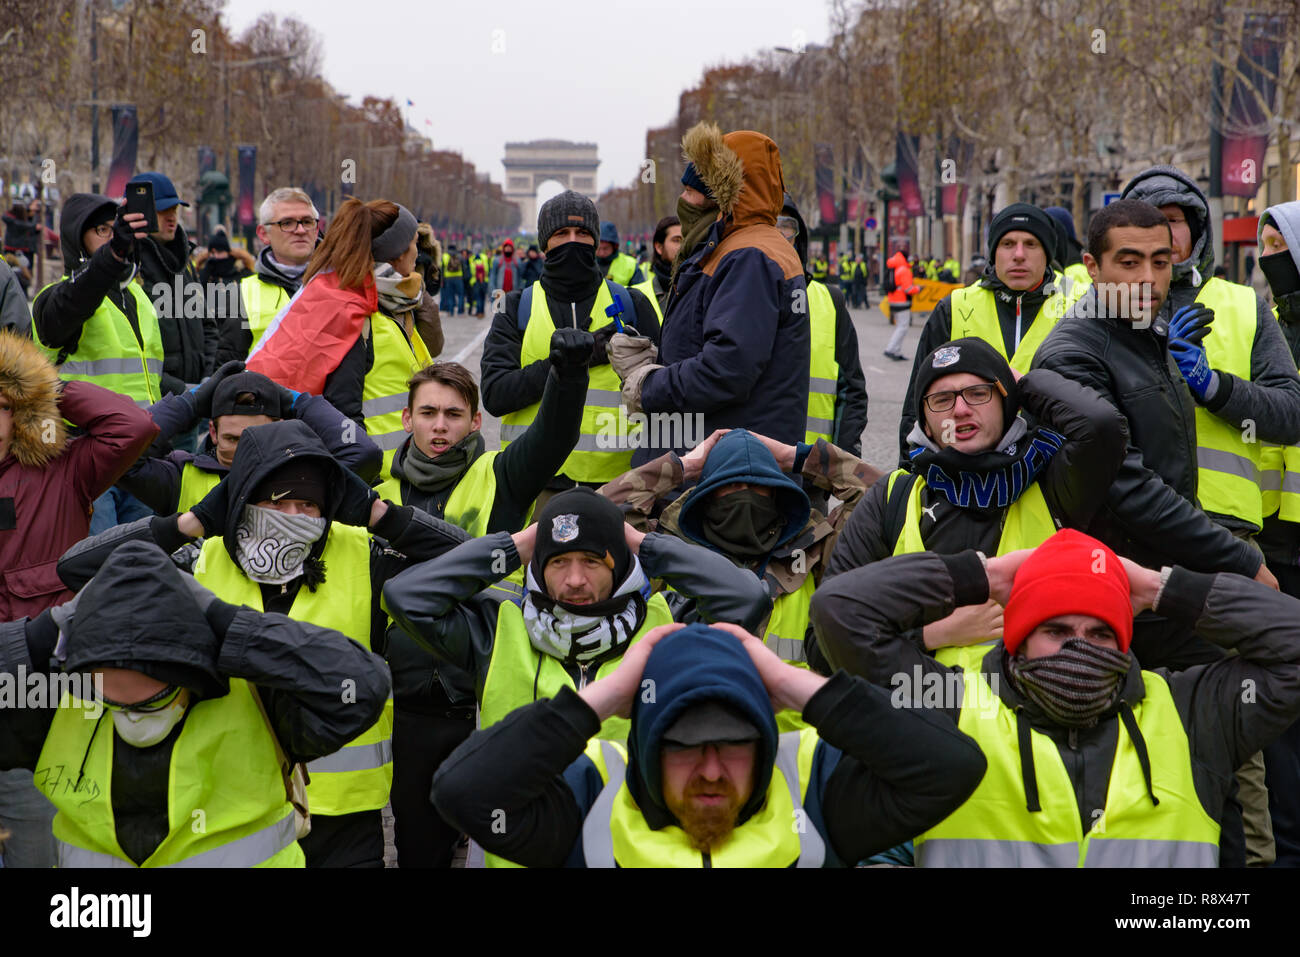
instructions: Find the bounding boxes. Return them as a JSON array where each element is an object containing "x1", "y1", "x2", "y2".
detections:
[{"x1": 1002, "y1": 529, "x2": 1133, "y2": 655}]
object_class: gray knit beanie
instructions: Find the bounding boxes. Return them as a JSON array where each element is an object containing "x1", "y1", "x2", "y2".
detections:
[{"x1": 537, "y1": 190, "x2": 599, "y2": 250}]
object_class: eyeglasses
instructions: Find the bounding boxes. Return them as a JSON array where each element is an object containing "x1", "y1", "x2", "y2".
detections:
[
  {"x1": 92, "y1": 223, "x2": 114, "y2": 239},
  {"x1": 661, "y1": 740, "x2": 755, "y2": 763},
  {"x1": 923, "y1": 382, "x2": 1005, "y2": 413},
  {"x1": 101, "y1": 685, "x2": 181, "y2": 714},
  {"x1": 266, "y1": 217, "x2": 318, "y2": 233}
]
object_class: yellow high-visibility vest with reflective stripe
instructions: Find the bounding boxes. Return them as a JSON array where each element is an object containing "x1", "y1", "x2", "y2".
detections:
[
  {"x1": 480, "y1": 591, "x2": 674, "y2": 739},
  {"x1": 607, "y1": 252, "x2": 638, "y2": 286},
  {"x1": 888, "y1": 469, "x2": 1058, "y2": 671},
  {"x1": 378, "y1": 450, "x2": 507, "y2": 538},
  {"x1": 500, "y1": 281, "x2": 639, "y2": 483},
  {"x1": 915, "y1": 667, "x2": 1220, "y2": 867},
  {"x1": 1260, "y1": 305, "x2": 1300, "y2": 522},
  {"x1": 34, "y1": 278, "x2": 163, "y2": 408},
  {"x1": 239, "y1": 275, "x2": 292, "y2": 357},
  {"x1": 363, "y1": 311, "x2": 433, "y2": 481},
  {"x1": 442, "y1": 253, "x2": 463, "y2": 278},
  {"x1": 37, "y1": 681, "x2": 303, "y2": 867},
  {"x1": 194, "y1": 525, "x2": 393, "y2": 816},
  {"x1": 580, "y1": 729, "x2": 826, "y2": 867},
  {"x1": 1192, "y1": 278, "x2": 1263, "y2": 529},
  {"x1": 948, "y1": 283, "x2": 1068, "y2": 374},
  {"x1": 805, "y1": 281, "x2": 839, "y2": 445},
  {"x1": 178, "y1": 460, "x2": 223, "y2": 514},
  {"x1": 763, "y1": 573, "x2": 817, "y2": 733}
]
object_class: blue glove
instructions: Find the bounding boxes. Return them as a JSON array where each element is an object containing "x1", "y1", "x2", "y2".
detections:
[{"x1": 1168, "y1": 304, "x2": 1217, "y2": 400}]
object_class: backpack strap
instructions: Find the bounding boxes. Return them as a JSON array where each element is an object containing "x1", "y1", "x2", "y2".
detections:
[
  {"x1": 517, "y1": 284, "x2": 534, "y2": 332},
  {"x1": 883, "y1": 470, "x2": 920, "y2": 553}
]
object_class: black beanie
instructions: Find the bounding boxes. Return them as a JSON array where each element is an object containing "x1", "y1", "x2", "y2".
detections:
[
  {"x1": 537, "y1": 190, "x2": 600, "y2": 251},
  {"x1": 531, "y1": 487, "x2": 631, "y2": 586},
  {"x1": 249, "y1": 458, "x2": 329, "y2": 509},
  {"x1": 913, "y1": 337, "x2": 1019, "y2": 436},
  {"x1": 987, "y1": 203, "x2": 1058, "y2": 263}
]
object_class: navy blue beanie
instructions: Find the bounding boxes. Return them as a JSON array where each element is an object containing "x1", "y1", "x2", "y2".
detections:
[{"x1": 680, "y1": 163, "x2": 713, "y2": 201}]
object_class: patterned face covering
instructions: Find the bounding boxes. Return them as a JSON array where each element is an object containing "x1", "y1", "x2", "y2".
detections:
[
  {"x1": 522, "y1": 557, "x2": 651, "y2": 668},
  {"x1": 1005, "y1": 637, "x2": 1132, "y2": 727},
  {"x1": 234, "y1": 504, "x2": 326, "y2": 584}
]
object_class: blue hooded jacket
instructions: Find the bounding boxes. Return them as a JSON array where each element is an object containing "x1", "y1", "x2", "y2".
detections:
[{"x1": 676, "y1": 429, "x2": 810, "y2": 568}]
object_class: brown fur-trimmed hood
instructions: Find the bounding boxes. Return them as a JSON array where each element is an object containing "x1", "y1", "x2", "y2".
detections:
[
  {"x1": 0, "y1": 331, "x2": 68, "y2": 466},
  {"x1": 681, "y1": 123, "x2": 786, "y2": 228}
]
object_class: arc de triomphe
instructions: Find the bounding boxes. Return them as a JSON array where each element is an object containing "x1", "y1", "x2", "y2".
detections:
[{"x1": 502, "y1": 140, "x2": 600, "y2": 232}]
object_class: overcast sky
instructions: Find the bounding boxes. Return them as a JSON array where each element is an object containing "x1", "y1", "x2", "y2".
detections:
[{"x1": 221, "y1": 0, "x2": 832, "y2": 193}]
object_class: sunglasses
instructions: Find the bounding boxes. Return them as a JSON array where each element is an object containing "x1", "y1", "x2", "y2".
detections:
[{"x1": 101, "y1": 685, "x2": 182, "y2": 713}]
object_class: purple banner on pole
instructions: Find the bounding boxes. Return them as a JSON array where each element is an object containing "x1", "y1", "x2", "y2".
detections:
[
  {"x1": 1221, "y1": 13, "x2": 1280, "y2": 198},
  {"x1": 815, "y1": 144, "x2": 838, "y2": 226},
  {"x1": 105, "y1": 105, "x2": 138, "y2": 200},
  {"x1": 236, "y1": 145, "x2": 257, "y2": 227},
  {"x1": 896, "y1": 133, "x2": 923, "y2": 218}
]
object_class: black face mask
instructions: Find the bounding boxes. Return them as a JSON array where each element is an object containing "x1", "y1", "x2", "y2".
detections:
[
  {"x1": 596, "y1": 250, "x2": 616, "y2": 268},
  {"x1": 541, "y1": 241, "x2": 602, "y2": 303},
  {"x1": 701, "y1": 489, "x2": 786, "y2": 560},
  {"x1": 1261, "y1": 250, "x2": 1300, "y2": 298}
]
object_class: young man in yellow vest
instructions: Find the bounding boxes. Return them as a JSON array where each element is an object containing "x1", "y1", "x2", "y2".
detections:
[
  {"x1": 899, "y1": 203, "x2": 1071, "y2": 458},
  {"x1": 382, "y1": 486, "x2": 771, "y2": 744},
  {"x1": 119, "y1": 363, "x2": 380, "y2": 516},
  {"x1": 216, "y1": 187, "x2": 319, "y2": 365},
  {"x1": 599, "y1": 427, "x2": 881, "y2": 677},
  {"x1": 429, "y1": 620, "x2": 986, "y2": 867},
  {"x1": 32, "y1": 195, "x2": 161, "y2": 534},
  {"x1": 441, "y1": 244, "x2": 465, "y2": 316},
  {"x1": 813, "y1": 527, "x2": 1300, "y2": 868},
  {"x1": 596, "y1": 221, "x2": 645, "y2": 287},
  {"x1": 480, "y1": 191, "x2": 660, "y2": 493},
  {"x1": 60, "y1": 419, "x2": 470, "y2": 867},
  {"x1": 373, "y1": 339, "x2": 588, "y2": 867},
  {"x1": 632, "y1": 215, "x2": 680, "y2": 318},
  {"x1": 0, "y1": 538, "x2": 389, "y2": 868},
  {"x1": 822, "y1": 337, "x2": 1126, "y2": 672}
]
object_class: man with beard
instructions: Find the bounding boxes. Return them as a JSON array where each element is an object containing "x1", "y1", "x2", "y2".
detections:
[
  {"x1": 58, "y1": 420, "x2": 471, "y2": 867},
  {"x1": 428, "y1": 621, "x2": 986, "y2": 866},
  {"x1": 596, "y1": 221, "x2": 644, "y2": 287},
  {"x1": 813, "y1": 528, "x2": 1300, "y2": 867},
  {"x1": 631, "y1": 215, "x2": 679, "y2": 317},
  {"x1": 480, "y1": 191, "x2": 659, "y2": 492},
  {"x1": 217, "y1": 188, "x2": 319, "y2": 365},
  {"x1": 372, "y1": 343, "x2": 587, "y2": 867},
  {"x1": 119, "y1": 363, "x2": 380, "y2": 515}
]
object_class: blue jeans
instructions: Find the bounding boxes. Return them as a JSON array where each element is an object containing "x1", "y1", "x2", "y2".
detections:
[
  {"x1": 89, "y1": 486, "x2": 155, "y2": 536},
  {"x1": 472, "y1": 282, "x2": 487, "y2": 315},
  {"x1": 442, "y1": 278, "x2": 465, "y2": 315}
]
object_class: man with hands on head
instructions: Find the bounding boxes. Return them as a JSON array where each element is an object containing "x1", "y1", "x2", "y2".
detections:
[
  {"x1": 119, "y1": 359, "x2": 381, "y2": 516},
  {"x1": 430, "y1": 620, "x2": 987, "y2": 867},
  {"x1": 812, "y1": 528, "x2": 1300, "y2": 867},
  {"x1": 57, "y1": 419, "x2": 471, "y2": 868}
]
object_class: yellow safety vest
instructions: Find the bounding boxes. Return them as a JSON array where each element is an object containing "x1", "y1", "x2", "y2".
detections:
[
  {"x1": 763, "y1": 573, "x2": 817, "y2": 733},
  {"x1": 1193, "y1": 278, "x2": 1265, "y2": 529},
  {"x1": 631, "y1": 276, "x2": 664, "y2": 323},
  {"x1": 480, "y1": 591, "x2": 674, "y2": 740},
  {"x1": 805, "y1": 281, "x2": 839, "y2": 445},
  {"x1": 363, "y1": 311, "x2": 433, "y2": 480},
  {"x1": 194, "y1": 525, "x2": 393, "y2": 817},
  {"x1": 178, "y1": 460, "x2": 223, "y2": 514},
  {"x1": 378, "y1": 450, "x2": 503, "y2": 537},
  {"x1": 811, "y1": 259, "x2": 828, "y2": 282},
  {"x1": 34, "y1": 278, "x2": 163, "y2": 407},
  {"x1": 1260, "y1": 305, "x2": 1300, "y2": 522},
  {"x1": 581, "y1": 729, "x2": 826, "y2": 867},
  {"x1": 915, "y1": 667, "x2": 1221, "y2": 867},
  {"x1": 239, "y1": 275, "x2": 292, "y2": 356},
  {"x1": 607, "y1": 252, "x2": 638, "y2": 286},
  {"x1": 888, "y1": 469, "x2": 1058, "y2": 670},
  {"x1": 1061, "y1": 262, "x2": 1092, "y2": 301},
  {"x1": 499, "y1": 281, "x2": 638, "y2": 483},
  {"x1": 948, "y1": 283, "x2": 1068, "y2": 373},
  {"x1": 442, "y1": 254, "x2": 463, "y2": 278},
  {"x1": 37, "y1": 682, "x2": 303, "y2": 867}
]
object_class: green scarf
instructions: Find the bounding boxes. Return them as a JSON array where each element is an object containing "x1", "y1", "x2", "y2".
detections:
[
  {"x1": 673, "y1": 197, "x2": 720, "y2": 281},
  {"x1": 399, "y1": 430, "x2": 485, "y2": 494}
]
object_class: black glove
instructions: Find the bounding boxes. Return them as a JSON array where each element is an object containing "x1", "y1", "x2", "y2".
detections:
[
  {"x1": 273, "y1": 382, "x2": 303, "y2": 417},
  {"x1": 335, "y1": 468, "x2": 379, "y2": 527},
  {"x1": 589, "y1": 325, "x2": 616, "y2": 366},
  {"x1": 189, "y1": 477, "x2": 231, "y2": 538},
  {"x1": 550, "y1": 327, "x2": 596, "y2": 375},
  {"x1": 109, "y1": 211, "x2": 138, "y2": 260},
  {"x1": 187, "y1": 360, "x2": 245, "y2": 419}
]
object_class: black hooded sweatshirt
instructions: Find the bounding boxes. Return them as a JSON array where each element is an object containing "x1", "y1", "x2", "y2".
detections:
[{"x1": 33, "y1": 194, "x2": 146, "y2": 362}]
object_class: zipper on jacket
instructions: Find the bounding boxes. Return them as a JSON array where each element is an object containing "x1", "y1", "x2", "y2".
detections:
[
  {"x1": 577, "y1": 662, "x2": 591, "y2": 690},
  {"x1": 1014, "y1": 293, "x2": 1023, "y2": 351},
  {"x1": 702, "y1": 850, "x2": 712, "y2": 868},
  {"x1": 1068, "y1": 727, "x2": 1078, "y2": 750},
  {"x1": 571, "y1": 302, "x2": 578, "y2": 328}
]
